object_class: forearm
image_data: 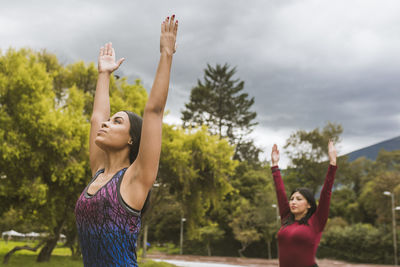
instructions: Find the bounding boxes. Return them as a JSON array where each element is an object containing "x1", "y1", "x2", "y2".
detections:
[
  {"x1": 145, "y1": 52, "x2": 173, "y2": 114},
  {"x1": 314, "y1": 164, "x2": 337, "y2": 230},
  {"x1": 271, "y1": 166, "x2": 290, "y2": 220},
  {"x1": 91, "y1": 72, "x2": 111, "y2": 121}
]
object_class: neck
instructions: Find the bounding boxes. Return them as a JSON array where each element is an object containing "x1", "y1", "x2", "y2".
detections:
[
  {"x1": 103, "y1": 148, "x2": 131, "y2": 176},
  {"x1": 294, "y1": 210, "x2": 308, "y2": 221}
]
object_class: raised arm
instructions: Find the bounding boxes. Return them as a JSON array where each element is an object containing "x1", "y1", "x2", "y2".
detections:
[
  {"x1": 124, "y1": 15, "x2": 178, "y2": 210},
  {"x1": 271, "y1": 144, "x2": 290, "y2": 222},
  {"x1": 312, "y1": 140, "x2": 337, "y2": 232},
  {"x1": 89, "y1": 43, "x2": 125, "y2": 175}
]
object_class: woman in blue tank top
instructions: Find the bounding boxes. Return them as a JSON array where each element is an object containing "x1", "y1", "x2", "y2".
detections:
[{"x1": 75, "y1": 15, "x2": 178, "y2": 267}]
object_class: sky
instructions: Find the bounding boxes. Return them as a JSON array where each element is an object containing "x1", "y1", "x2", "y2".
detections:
[{"x1": 1, "y1": 0, "x2": 399, "y2": 167}]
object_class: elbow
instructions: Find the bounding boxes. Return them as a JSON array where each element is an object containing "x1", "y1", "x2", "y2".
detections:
[{"x1": 144, "y1": 104, "x2": 164, "y2": 115}]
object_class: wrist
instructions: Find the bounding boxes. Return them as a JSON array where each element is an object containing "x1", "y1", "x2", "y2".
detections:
[
  {"x1": 330, "y1": 160, "x2": 336, "y2": 166},
  {"x1": 98, "y1": 70, "x2": 112, "y2": 76},
  {"x1": 272, "y1": 162, "x2": 279, "y2": 167},
  {"x1": 160, "y1": 49, "x2": 174, "y2": 58}
]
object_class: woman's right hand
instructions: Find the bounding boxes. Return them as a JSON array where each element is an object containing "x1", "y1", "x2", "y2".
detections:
[
  {"x1": 271, "y1": 144, "x2": 280, "y2": 167},
  {"x1": 98, "y1": 42, "x2": 125, "y2": 74},
  {"x1": 160, "y1": 15, "x2": 178, "y2": 56}
]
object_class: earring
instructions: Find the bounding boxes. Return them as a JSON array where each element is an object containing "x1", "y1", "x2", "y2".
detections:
[{"x1": 128, "y1": 139, "x2": 133, "y2": 145}]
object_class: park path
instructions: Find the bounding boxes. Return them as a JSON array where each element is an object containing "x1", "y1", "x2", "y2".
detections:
[{"x1": 148, "y1": 254, "x2": 394, "y2": 267}]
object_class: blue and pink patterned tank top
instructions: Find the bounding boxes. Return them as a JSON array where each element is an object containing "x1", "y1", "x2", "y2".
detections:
[{"x1": 75, "y1": 168, "x2": 141, "y2": 267}]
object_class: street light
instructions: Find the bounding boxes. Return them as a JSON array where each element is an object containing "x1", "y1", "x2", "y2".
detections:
[
  {"x1": 271, "y1": 204, "x2": 280, "y2": 225},
  {"x1": 180, "y1": 217, "x2": 186, "y2": 255},
  {"x1": 383, "y1": 191, "x2": 398, "y2": 266}
]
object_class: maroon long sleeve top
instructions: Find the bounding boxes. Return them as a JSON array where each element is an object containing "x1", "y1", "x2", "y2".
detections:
[{"x1": 271, "y1": 164, "x2": 337, "y2": 267}]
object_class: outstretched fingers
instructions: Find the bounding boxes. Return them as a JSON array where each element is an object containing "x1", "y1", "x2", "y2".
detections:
[
  {"x1": 174, "y1": 19, "x2": 178, "y2": 36},
  {"x1": 161, "y1": 15, "x2": 178, "y2": 34},
  {"x1": 328, "y1": 139, "x2": 334, "y2": 149},
  {"x1": 106, "y1": 43, "x2": 112, "y2": 56},
  {"x1": 116, "y1": 57, "x2": 125, "y2": 68},
  {"x1": 272, "y1": 144, "x2": 278, "y2": 153},
  {"x1": 169, "y1": 14, "x2": 175, "y2": 32}
]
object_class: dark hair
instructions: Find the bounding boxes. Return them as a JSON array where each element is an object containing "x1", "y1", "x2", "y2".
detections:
[
  {"x1": 123, "y1": 111, "x2": 143, "y2": 164},
  {"x1": 123, "y1": 110, "x2": 151, "y2": 215},
  {"x1": 282, "y1": 187, "x2": 317, "y2": 228}
]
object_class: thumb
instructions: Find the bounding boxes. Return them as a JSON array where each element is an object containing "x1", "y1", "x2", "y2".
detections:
[{"x1": 116, "y1": 58, "x2": 125, "y2": 68}]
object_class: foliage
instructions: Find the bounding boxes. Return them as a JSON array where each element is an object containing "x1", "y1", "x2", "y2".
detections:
[
  {"x1": 318, "y1": 223, "x2": 395, "y2": 264},
  {"x1": 0, "y1": 48, "x2": 148, "y2": 262},
  {"x1": 181, "y1": 63, "x2": 259, "y2": 161},
  {"x1": 229, "y1": 198, "x2": 262, "y2": 257},
  {"x1": 1, "y1": 48, "x2": 400, "y2": 264},
  {"x1": 283, "y1": 122, "x2": 346, "y2": 194},
  {"x1": 195, "y1": 222, "x2": 225, "y2": 256},
  {"x1": 158, "y1": 125, "x2": 237, "y2": 237}
]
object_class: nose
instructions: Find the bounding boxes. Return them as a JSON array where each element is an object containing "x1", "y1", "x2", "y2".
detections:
[{"x1": 101, "y1": 121, "x2": 110, "y2": 128}]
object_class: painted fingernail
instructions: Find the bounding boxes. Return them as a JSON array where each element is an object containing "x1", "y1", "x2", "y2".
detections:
[
  {"x1": 176, "y1": 20, "x2": 178, "y2": 23},
  {"x1": 167, "y1": 16, "x2": 169, "y2": 19},
  {"x1": 172, "y1": 14, "x2": 175, "y2": 18}
]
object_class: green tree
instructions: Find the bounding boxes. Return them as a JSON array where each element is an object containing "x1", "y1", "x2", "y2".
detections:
[
  {"x1": 181, "y1": 63, "x2": 259, "y2": 161},
  {"x1": 229, "y1": 198, "x2": 262, "y2": 257},
  {"x1": 0, "y1": 48, "x2": 148, "y2": 262},
  {"x1": 195, "y1": 222, "x2": 225, "y2": 256},
  {"x1": 283, "y1": 122, "x2": 346, "y2": 194},
  {"x1": 158, "y1": 125, "x2": 237, "y2": 237},
  {"x1": 0, "y1": 49, "x2": 90, "y2": 262}
]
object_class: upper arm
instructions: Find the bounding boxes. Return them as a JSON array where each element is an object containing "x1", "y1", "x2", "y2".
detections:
[
  {"x1": 313, "y1": 165, "x2": 337, "y2": 231},
  {"x1": 128, "y1": 109, "x2": 163, "y2": 187},
  {"x1": 272, "y1": 168, "x2": 291, "y2": 221},
  {"x1": 122, "y1": 108, "x2": 163, "y2": 210},
  {"x1": 89, "y1": 116, "x2": 106, "y2": 176}
]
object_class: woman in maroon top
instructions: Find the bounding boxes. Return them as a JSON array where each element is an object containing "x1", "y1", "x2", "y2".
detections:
[{"x1": 271, "y1": 140, "x2": 337, "y2": 267}]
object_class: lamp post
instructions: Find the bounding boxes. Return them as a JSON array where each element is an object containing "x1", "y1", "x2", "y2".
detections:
[
  {"x1": 384, "y1": 191, "x2": 398, "y2": 266},
  {"x1": 180, "y1": 217, "x2": 186, "y2": 255},
  {"x1": 271, "y1": 204, "x2": 280, "y2": 225}
]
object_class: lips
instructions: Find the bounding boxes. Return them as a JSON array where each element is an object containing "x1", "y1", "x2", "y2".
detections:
[{"x1": 97, "y1": 129, "x2": 107, "y2": 135}]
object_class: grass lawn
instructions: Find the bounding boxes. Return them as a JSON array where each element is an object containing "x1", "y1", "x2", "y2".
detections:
[{"x1": 0, "y1": 241, "x2": 176, "y2": 267}]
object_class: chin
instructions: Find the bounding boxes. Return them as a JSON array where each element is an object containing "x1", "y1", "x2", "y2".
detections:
[{"x1": 94, "y1": 137, "x2": 107, "y2": 150}]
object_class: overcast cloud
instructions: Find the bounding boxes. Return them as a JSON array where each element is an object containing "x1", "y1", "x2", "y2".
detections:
[{"x1": 1, "y1": 0, "x2": 399, "y2": 167}]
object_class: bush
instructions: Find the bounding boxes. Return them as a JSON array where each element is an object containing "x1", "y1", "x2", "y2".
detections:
[{"x1": 318, "y1": 223, "x2": 394, "y2": 264}]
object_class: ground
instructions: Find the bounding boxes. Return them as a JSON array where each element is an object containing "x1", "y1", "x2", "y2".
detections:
[{"x1": 148, "y1": 253, "x2": 394, "y2": 267}]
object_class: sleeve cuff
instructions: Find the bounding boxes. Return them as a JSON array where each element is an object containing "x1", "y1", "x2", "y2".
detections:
[
  {"x1": 329, "y1": 164, "x2": 338, "y2": 169},
  {"x1": 271, "y1": 166, "x2": 280, "y2": 173}
]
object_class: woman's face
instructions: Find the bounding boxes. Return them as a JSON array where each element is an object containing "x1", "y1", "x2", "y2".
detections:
[
  {"x1": 95, "y1": 111, "x2": 132, "y2": 151},
  {"x1": 289, "y1": 191, "x2": 311, "y2": 218}
]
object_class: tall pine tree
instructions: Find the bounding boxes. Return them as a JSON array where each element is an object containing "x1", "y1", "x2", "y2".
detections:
[{"x1": 181, "y1": 63, "x2": 259, "y2": 161}]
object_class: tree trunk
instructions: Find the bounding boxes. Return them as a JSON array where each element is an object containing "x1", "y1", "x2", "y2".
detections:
[
  {"x1": 3, "y1": 240, "x2": 45, "y2": 264},
  {"x1": 207, "y1": 241, "x2": 211, "y2": 256},
  {"x1": 142, "y1": 223, "x2": 148, "y2": 258},
  {"x1": 267, "y1": 240, "x2": 271, "y2": 259},
  {"x1": 36, "y1": 237, "x2": 59, "y2": 262},
  {"x1": 238, "y1": 243, "x2": 247, "y2": 258},
  {"x1": 36, "y1": 216, "x2": 65, "y2": 262},
  {"x1": 68, "y1": 236, "x2": 81, "y2": 259}
]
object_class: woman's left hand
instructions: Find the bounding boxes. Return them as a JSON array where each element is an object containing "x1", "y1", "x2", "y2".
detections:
[
  {"x1": 328, "y1": 139, "x2": 337, "y2": 166},
  {"x1": 160, "y1": 14, "x2": 178, "y2": 56}
]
